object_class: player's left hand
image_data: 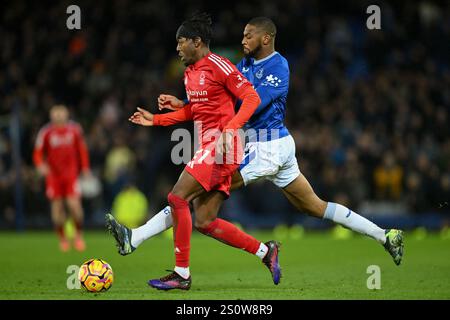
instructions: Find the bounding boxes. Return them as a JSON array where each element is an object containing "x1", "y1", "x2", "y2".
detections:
[
  {"x1": 158, "y1": 94, "x2": 185, "y2": 111},
  {"x1": 37, "y1": 164, "x2": 50, "y2": 177},
  {"x1": 81, "y1": 169, "x2": 92, "y2": 178},
  {"x1": 129, "y1": 107, "x2": 154, "y2": 126},
  {"x1": 217, "y1": 130, "x2": 234, "y2": 155}
]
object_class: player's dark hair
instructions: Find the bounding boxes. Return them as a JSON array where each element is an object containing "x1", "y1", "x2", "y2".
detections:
[
  {"x1": 248, "y1": 17, "x2": 277, "y2": 38},
  {"x1": 176, "y1": 12, "x2": 213, "y2": 46}
]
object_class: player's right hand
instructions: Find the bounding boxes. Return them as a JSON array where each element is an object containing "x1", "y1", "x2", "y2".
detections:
[
  {"x1": 81, "y1": 168, "x2": 93, "y2": 178},
  {"x1": 129, "y1": 107, "x2": 154, "y2": 126},
  {"x1": 158, "y1": 94, "x2": 185, "y2": 111},
  {"x1": 37, "y1": 164, "x2": 50, "y2": 176},
  {"x1": 217, "y1": 130, "x2": 234, "y2": 155}
]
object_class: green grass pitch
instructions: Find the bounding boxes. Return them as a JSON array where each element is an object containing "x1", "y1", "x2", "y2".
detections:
[{"x1": 0, "y1": 230, "x2": 449, "y2": 299}]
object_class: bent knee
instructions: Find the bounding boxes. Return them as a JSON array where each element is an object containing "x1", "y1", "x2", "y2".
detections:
[
  {"x1": 167, "y1": 192, "x2": 188, "y2": 208},
  {"x1": 194, "y1": 218, "x2": 214, "y2": 230}
]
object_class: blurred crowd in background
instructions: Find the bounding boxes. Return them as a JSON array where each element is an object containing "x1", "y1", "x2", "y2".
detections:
[{"x1": 0, "y1": 0, "x2": 449, "y2": 229}]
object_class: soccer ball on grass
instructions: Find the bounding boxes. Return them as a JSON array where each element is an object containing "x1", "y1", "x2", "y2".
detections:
[{"x1": 78, "y1": 258, "x2": 114, "y2": 292}]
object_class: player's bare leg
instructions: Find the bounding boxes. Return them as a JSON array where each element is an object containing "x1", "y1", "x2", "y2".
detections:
[
  {"x1": 170, "y1": 169, "x2": 208, "y2": 202},
  {"x1": 193, "y1": 190, "x2": 282, "y2": 285},
  {"x1": 51, "y1": 199, "x2": 69, "y2": 252},
  {"x1": 66, "y1": 196, "x2": 86, "y2": 251},
  {"x1": 192, "y1": 191, "x2": 224, "y2": 228},
  {"x1": 230, "y1": 170, "x2": 245, "y2": 191},
  {"x1": 282, "y1": 173, "x2": 404, "y2": 265},
  {"x1": 281, "y1": 173, "x2": 327, "y2": 218}
]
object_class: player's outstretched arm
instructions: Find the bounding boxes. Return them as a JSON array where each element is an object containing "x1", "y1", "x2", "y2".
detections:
[
  {"x1": 129, "y1": 107, "x2": 154, "y2": 126},
  {"x1": 130, "y1": 105, "x2": 193, "y2": 127},
  {"x1": 158, "y1": 94, "x2": 185, "y2": 111},
  {"x1": 153, "y1": 104, "x2": 193, "y2": 126}
]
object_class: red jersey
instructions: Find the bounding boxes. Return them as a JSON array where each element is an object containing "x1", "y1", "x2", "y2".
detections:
[
  {"x1": 154, "y1": 52, "x2": 253, "y2": 145},
  {"x1": 152, "y1": 52, "x2": 261, "y2": 195},
  {"x1": 33, "y1": 121, "x2": 90, "y2": 179}
]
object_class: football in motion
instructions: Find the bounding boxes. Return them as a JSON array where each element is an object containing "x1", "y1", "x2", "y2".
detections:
[{"x1": 78, "y1": 259, "x2": 114, "y2": 292}]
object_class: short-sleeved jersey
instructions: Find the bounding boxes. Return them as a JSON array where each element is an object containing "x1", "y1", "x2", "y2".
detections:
[
  {"x1": 236, "y1": 51, "x2": 290, "y2": 141},
  {"x1": 33, "y1": 121, "x2": 90, "y2": 178},
  {"x1": 184, "y1": 52, "x2": 252, "y2": 145}
]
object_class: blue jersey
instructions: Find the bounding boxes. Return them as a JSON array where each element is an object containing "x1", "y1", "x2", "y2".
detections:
[{"x1": 236, "y1": 51, "x2": 290, "y2": 141}]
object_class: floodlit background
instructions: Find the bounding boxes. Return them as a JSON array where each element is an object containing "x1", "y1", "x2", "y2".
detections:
[{"x1": 0, "y1": 0, "x2": 449, "y2": 233}]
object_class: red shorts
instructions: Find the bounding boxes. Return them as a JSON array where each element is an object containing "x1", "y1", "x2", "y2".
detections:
[
  {"x1": 46, "y1": 175, "x2": 80, "y2": 200},
  {"x1": 185, "y1": 144, "x2": 241, "y2": 197}
]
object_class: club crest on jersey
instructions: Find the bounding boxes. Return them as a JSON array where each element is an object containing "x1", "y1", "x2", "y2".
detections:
[
  {"x1": 199, "y1": 71, "x2": 205, "y2": 85},
  {"x1": 256, "y1": 68, "x2": 264, "y2": 79}
]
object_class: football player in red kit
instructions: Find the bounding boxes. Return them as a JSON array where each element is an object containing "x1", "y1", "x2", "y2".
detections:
[
  {"x1": 33, "y1": 104, "x2": 91, "y2": 252},
  {"x1": 106, "y1": 13, "x2": 281, "y2": 290}
]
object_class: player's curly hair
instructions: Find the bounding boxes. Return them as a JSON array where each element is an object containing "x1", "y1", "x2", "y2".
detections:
[{"x1": 178, "y1": 12, "x2": 213, "y2": 46}]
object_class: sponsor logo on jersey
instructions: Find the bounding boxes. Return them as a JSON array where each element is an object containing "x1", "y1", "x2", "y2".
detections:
[
  {"x1": 262, "y1": 74, "x2": 282, "y2": 87},
  {"x1": 186, "y1": 89, "x2": 209, "y2": 102},
  {"x1": 49, "y1": 132, "x2": 74, "y2": 147},
  {"x1": 187, "y1": 90, "x2": 208, "y2": 97},
  {"x1": 242, "y1": 67, "x2": 249, "y2": 73}
]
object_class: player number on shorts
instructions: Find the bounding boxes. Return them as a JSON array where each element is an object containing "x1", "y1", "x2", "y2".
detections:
[{"x1": 187, "y1": 148, "x2": 210, "y2": 168}]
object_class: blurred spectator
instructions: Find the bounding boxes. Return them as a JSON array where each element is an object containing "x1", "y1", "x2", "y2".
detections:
[
  {"x1": 112, "y1": 183, "x2": 148, "y2": 228},
  {"x1": 104, "y1": 133, "x2": 136, "y2": 206},
  {"x1": 374, "y1": 152, "x2": 403, "y2": 200}
]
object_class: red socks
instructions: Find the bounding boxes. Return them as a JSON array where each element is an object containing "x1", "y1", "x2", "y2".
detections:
[
  {"x1": 167, "y1": 192, "x2": 192, "y2": 268},
  {"x1": 197, "y1": 218, "x2": 260, "y2": 255},
  {"x1": 167, "y1": 192, "x2": 261, "y2": 267}
]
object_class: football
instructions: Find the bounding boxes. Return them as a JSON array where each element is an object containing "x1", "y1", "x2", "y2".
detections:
[{"x1": 78, "y1": 259, "x2": 114, "y2": 292}]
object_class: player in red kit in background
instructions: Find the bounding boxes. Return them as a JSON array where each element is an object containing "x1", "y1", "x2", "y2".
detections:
[
  {"x1": 33, "y1": 104, "x2": 91, "y2": 252},
  {"x1": 106, "y1": 13, "x2": 281, "y2": 291}
]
